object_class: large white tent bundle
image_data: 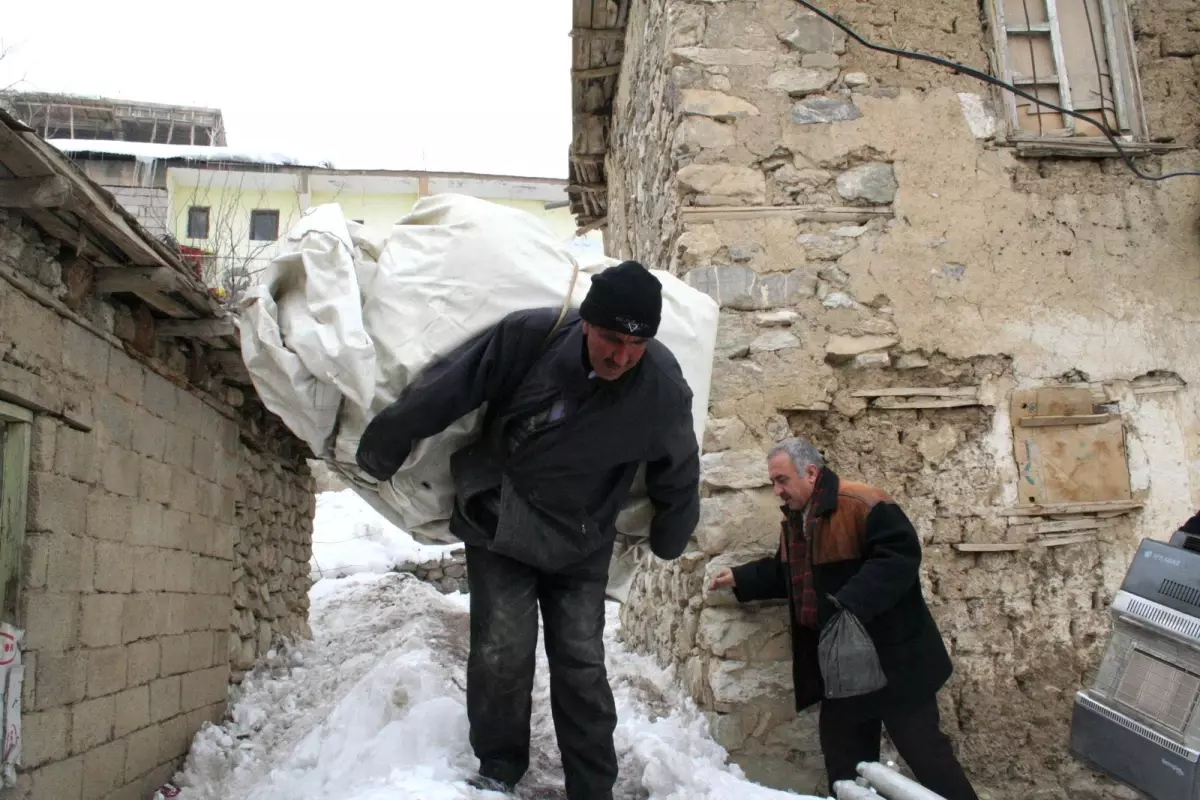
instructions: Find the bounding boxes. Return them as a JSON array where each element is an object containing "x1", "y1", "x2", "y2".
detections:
[{"x1": 238, "y1": 193, "x2": 719, "y2": 598}]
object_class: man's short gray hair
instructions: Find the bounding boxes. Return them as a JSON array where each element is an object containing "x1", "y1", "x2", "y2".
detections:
[{"x1": 769, "y1": 437, "x2": 825, "y2": 472}]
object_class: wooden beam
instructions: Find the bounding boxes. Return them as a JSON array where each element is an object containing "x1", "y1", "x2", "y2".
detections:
[
  {"x1": 138, "y1": 291, "x2": 196, "y2": 320},
  {"x1": 570, "y1": 27, "x2": 626, "y2": 40},
  {"x1": 575, "y1": 216, "x2": 608, "y2": 236},
  {"x1": 852, "y1": 387, "x2": 978, "y2": 398},
  {"x1": 1032, "y1": 532, "x2": 1097, "y2": 548},
  {"x1": 156, "y1": 319, "x2": 237, "y2": 339},
  {"x1": 94, "y1": 266, "x2": 183, "y2": 295},
  {"x1": 567, "y1": 183, "x2": 607, "y2": 193},
  {"x1": 0, "y1": 175, "x2": 72, "y2": 209},
  {"x1": 954, "y1": 542, "x2": 1025, "y2": 552},
  {"x1": 681, "y1": 205, "x2": 894, "y2": 223},
  {"x1": 870, "y1": 398, "x2": 982, "y2": 410},
  {"x1": 1007, "y1": 518, "x2": 1103, "y2": 537},
  {"x1": 0, "y1": 403, "x2": 32, "y2": 623},
  {"x1": 573, "y1": 65, "x2": 623, "y2": 79},
  {"x1": 1018, "y1": 413, "x2": 1115, "y2": 428},
  {"x1": 1000, "y1": 500, "x2": 1144, "y2": 517},
  {"x1": 570, "y1": 154, "x2": 606, "y2": 164}
]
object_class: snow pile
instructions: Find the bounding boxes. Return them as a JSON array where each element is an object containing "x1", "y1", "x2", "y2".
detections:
[
  {"x1": 309, "y1": 489, "x2": 461, "y2": 580},
  {"x1": 172, "y1": 492, "x2": 821, "y2": 799}
]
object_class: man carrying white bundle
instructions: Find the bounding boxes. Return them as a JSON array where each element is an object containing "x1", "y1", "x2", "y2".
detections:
[{"x1": 356, "y1": 260, "x2": 701, "y2": 799}]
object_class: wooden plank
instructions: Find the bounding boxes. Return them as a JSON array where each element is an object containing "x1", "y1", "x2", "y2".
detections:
[
  {"x1": 954, "y1": 542, "x2": 1026, "y2": 552},
  {"x1": 139, "y1": 292, "x2": 195, "y2": 320},
  {"x1": 1033, "y1": 532, "x2": 1097, "y2": 548},
  {"x1": 1007, "y1": 518, "x2": 1103, "y2": 537},
  {"x1": 870, "y1": 398, "x2": 982, "y2": 410},
  {"x1": 1018, "y1": 413, "x2": 1115, "y2": 428},
  {"x1": 573, "y1": 65, "x2": 622, "y2": 79},
  {"x1": 94, "y1": 266, "x2": 183, "y2": 295},
  {"x1": 853, "y1": 387, "x2": 978, "y2": 398},
  {"x1": 570, "y1": 27, "x2": 626, "y2": 40},
  {"x1": 1011, "y1": 386, "x2": 1130, "y2": 505},
  {"x1": 156, "y1": 319, "x2": 237, "y2": 339},
  {"x1": 681, "y1": 205, "x2": 893, "y2": 223},
  {"x1": 0, "y1": 410, "x2": 32, "y2": 623},
  {"x1": 0, "y1": 175, "x2": 72, "y2": 209},
  {"x1": 999, "y1": 500, "x2": 1143, "y2": 517}
]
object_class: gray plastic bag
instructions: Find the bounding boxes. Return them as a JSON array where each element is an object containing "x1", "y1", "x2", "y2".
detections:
[{"x1": 818, "y1": 596, "x2": 888, "y2": 699}]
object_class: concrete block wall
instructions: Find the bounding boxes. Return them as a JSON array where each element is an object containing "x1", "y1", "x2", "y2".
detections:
[
  {"x1": 1, "y1": 210, "x2": 315, "y2": 799},
  {"x1": 106, "y1": 188, "x2": 169, "y2": 241}
]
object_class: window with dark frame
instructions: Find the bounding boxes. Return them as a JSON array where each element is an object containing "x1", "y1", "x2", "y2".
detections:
[
  {"x1": 249, "y1": 209, "x2": 280, "y2": 242},
  {"x1": 985, "y1": 0, "x2": 1148, "y2": 144},
  {"x1": 186, "y1": 206, "x2": 210, "y2": 239}
]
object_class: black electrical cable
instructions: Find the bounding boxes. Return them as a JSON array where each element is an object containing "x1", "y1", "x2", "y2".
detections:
[{"x1": 790, "y1": 0, "x2": 1200, "y2": 181}]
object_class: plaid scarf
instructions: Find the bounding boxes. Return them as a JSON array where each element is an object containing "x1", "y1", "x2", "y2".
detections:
[{"x1": 783, "y1": 503, "x2": 819, "y2": 629}]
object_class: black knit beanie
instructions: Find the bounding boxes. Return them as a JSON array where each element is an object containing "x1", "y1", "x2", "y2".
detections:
[{"x1": 579, "y1": 260, "x2": 663, "y2": 338}]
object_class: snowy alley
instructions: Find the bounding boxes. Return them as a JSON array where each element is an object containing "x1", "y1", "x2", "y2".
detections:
[{"x1": 168, "y1": 490, "x2": 819, "y2": 800}]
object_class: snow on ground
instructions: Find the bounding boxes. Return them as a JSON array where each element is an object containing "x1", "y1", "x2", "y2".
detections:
[
  {"x1": 171, "y1": 491, "x2": 823, "y2": 800},
  {"x1": 309, "y1": 489, "x2": 463, "y2": 581}
]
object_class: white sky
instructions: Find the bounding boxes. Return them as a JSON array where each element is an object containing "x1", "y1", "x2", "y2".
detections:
[{"x1": 0, "y1": 0, "x2": 573, "y2": 178}]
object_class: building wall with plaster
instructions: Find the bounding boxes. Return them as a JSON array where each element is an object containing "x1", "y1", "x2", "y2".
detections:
[
  {"x1": 605, "y1": 0, "x2": 1200, "y2": 796},
  {"x1": 0, "y1": 209, "x2": 314, "y2": 800}
]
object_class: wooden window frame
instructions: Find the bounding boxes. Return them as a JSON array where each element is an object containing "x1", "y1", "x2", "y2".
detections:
[
  {"x1": 984, "y1": 0, "x2": 1151, "y2": 154},
  {"x1": 249, "y1": 209, "x2": 280, "y2": 242},
  {"x1": 186, "y1": 206, "x2": 210, "y2": 240},
  {"x1": 0, "y1": 402, "x2": 32, "y2": 625}
]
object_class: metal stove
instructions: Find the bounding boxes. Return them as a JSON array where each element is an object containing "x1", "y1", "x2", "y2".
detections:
[{"x1": 1070, "y1": 528, "x2": 1200, "y2": 800}]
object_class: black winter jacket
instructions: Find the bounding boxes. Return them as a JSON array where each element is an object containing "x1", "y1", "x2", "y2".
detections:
[
  {"x1": 356, "y1": 307, "x2": 700, "y2": 571},
  {"x1": 731, "y1": 468, "x2": 953, "y2": 714}
]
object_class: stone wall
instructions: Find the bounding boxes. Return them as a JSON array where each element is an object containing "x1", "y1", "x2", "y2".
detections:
[
  {"x1": 399, "y1": 552, "x2": 468, "y2": 595},
  {"x1": 0, "y1": 209, "x2": 314, "y2": 799},
  {"x1": 609, "y1": 0, "x2": 1200, "y2": 797},
  {"x1": 230, "y1": 448, "x2": 314, "y2": 679}
]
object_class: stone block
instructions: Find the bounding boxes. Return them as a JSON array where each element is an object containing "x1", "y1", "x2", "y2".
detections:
[
  {"x1": 121, "y1": 593, "x2": 164, "y2": 644},
  {"x1": 29, "y1": 473, "x2": 88, "y2": 536},
  {"x1": 159, "y1": 713, "x2": 192, "y2": 762},
  {"x1": 137, "y1": 454, "x2": 173, "y2": 506},
  {"x1": 779, "y1": 12, "x2": 846, "y2": 54},
  {"x1": 697, "y1": 606, "x2": 791, "y2": 661},
  {"x1": 55, "y1": 426, "x2": 98, "y2": 484},
  {"x1": 22, "y1": 706, "x2": 70, "y2": 767},
  {"x1": 28, "y1": 754, "x2": 84, "y2": 800},
  {"x1": 101, "y1": 447, "x2": 140, "y2": 498},
  {"x1": 177, "y1": 390, "x2": 207, "y2": 434},
  {"x1": 35, "y1": 649, "x2": 88, "y2": 710},
  {"x1": 188, "y1": 631, "x2": 215, "y2": 671},
  {"x1": 192, "y1": 438, "x2": 217, "y2": 482},
  {"x1": 130, "y1": 409, "x2": 166, "y2": 460},
  {"x1": 791, "y1": 98, "x2": 861, "y2": 124},
  {"x1": 143, "y1": 373, "x2": 178, "y2": 419},
  {"x1": 132, "y1": 549, "x2": 165, "y2": 593},
  {"x1": 161, "y1": 549, "x2": 193, "y2": 593},
  {"x1": 672, "y1": 46, "x2": 776, "y2": 67},
  {"x1": 164, "y1": 426, "x2": 194, "y2": 469},
  {"x1": 853, "y1": 352, "x2": 891, "y2": 369},
  {"x1": 149, "y1": 675, "x2": 181, "y2": 722},
  {"x1": 87, "y1": 645, "x2": 129, "y2": 698},
  {"x1": 40, "y1": 532, "x2": 89, "y2": 596},
  {"x1": 24, "y1": 591, "x2": 79, "y2": 652},
  {"x1": 86, "y1": 491, "x2": 133, "y2": 543},
  {"x1": 160, "y1": 634, "x2": 191, "y2": 677},
  {"x1": 677, "y1": 117, "x2": 736, "y2": 151},
  {"x1": 824, "y1": 334, "x2": 897, "y2": 361},
  {"x1": 767, "y1": 67, "x2": 836, "y2": 96},
  {"x1": 72, "y1": 694, "x2": 116, "y2": 751},
  {"x1": 161, "y1": 509, "x2": 190, "y2": 551},
  {"x1": 168, "y1": 466, "x2": 199, "y2": 515},
  {"x1": 113, "y1": 685, "x2": 150, "y2": 737},
  {"x1": 679, "y1": 89, "x2": 760, "y2": 121},
  {"x1": 708, "y1": 659, "x2": 794, "y2": 712},
  {"x1": 802, "y1": 53, "x2": 840, "y2": 68},
  {"x1": 836, "y1": 163, "x2": 898, "y2": 204},
  {"x1": 82, "y1": 738, "x2": 127, "y2": 800},
  {"x1": 94, "y1": 394, "x2": 134, "y2": 450},
  {"x1": 694, "y1": 489, "x2": 782, "y2": 555},
  {"x1": 93, "y1": 542, "x2": 135, "y2": 593},
  {"x1": 31, "y1": 417, "x2": 58, "y2": 473},
  {"x1": 701, "y1": 449, "x2": 771, "y2": 490},
  {"x1": 123, "y1": 723, "x2": 161, "y2": 782},
  {"x1": 678, "y1": 164, "x2": 767, "y2": 203},
  {"x1": 106, "y1": 351, "x2": 145, "y2": 405},
  {"x1": 749, "y1": 331, "x2": 800, "y2": 354},
  {"x1": 127, "y1": 639, "x2": 160, "y2": 687},
  {"x1": 703, "y1": 417, "x2": 749, "y2": 454},
  {"x1": 63, "y1": 322, "x2": 111, "y2": 384},
  {"x1": 164, "y1": 593, "x2": 190, "y2": 635},
  {"x1": 181, "y1": 664, "x2": 230, "y2": 711},
  {"x1": 129, "y1": 502, "x2": 165, "y2": 547}
]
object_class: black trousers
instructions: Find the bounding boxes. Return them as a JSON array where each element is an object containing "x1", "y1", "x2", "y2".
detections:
[
  {"x1": 819, "y1": 696, "x2": 979, "y2": 800},
  {"x1": 465, "y1": 543, "x2": 617, "y2": 800}
]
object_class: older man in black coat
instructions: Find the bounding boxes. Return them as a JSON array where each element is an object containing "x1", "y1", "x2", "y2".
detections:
[
  {"x1": 710, "y1": 437, "x2": 977, "y2": 799},
  {"x1": 357, "y1": 261, "x2": 700, "y2": 800}
]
